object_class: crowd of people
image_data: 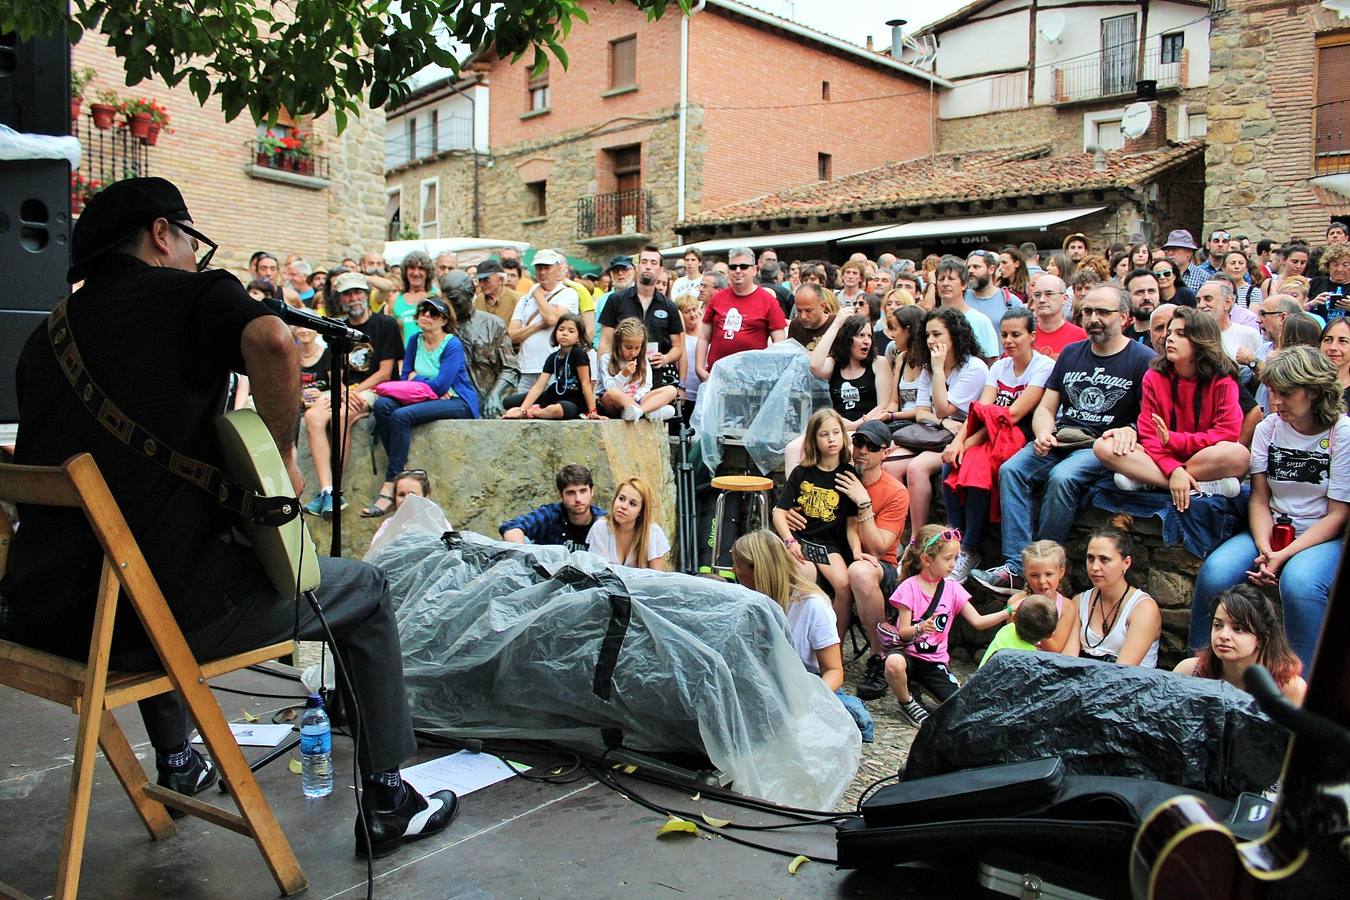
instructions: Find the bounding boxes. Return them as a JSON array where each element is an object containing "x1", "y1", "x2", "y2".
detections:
[{"x1": 253, "y1": 223, "x2": 1349, "y2": 732}]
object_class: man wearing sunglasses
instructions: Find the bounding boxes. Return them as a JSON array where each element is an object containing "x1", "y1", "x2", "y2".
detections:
[
  {"x1": 693, "y1": 247, "x2": 786, "y2": 381},
  {"x1": 2, "y1": 177, "x2": 460, "y2": 859}
]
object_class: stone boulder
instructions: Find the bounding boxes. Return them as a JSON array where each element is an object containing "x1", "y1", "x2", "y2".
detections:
[{"x1": 299, "y1": 418, "x2": 676, "y2": 562}]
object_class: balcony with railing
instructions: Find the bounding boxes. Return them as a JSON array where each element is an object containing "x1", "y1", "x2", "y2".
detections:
[
  {"x1": 70, "y1": 112, "x2": 152, "y2": 214},
  {"x1": 245, "y1": 139, "x2": 330, "y2": 189},
  {"x1": 1315, "y1": 100, "x2": 1350, "y2": 176},
  {"x1": 1052, "y1": 47, "x2": 1183, "y2": 105},
  {"x1": 384, "y1": 116, "x2": 475, "y2": 170},
  {"x1": 576, "y1": 189, "x2": 653, "y2": 243}
]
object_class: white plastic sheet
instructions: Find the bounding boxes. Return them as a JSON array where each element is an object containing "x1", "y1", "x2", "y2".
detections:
[
  {"x1": 690, "y1": 340, "x2": 831, "y2": 474},
  {"x1": 368, "y1": 530, "x2": 860, "y2": 809},
  {"x1": 0, "y1": 124, "x2": 81, "y2": 166}
]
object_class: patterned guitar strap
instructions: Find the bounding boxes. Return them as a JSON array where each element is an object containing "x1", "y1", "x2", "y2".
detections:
[{"x1": 47, "y1": 299, "x2": 299, "y2": 527}]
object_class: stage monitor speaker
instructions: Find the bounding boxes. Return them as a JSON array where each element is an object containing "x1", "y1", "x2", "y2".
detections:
[{"x1": 0, "y1": 30, "x2": 72, "y2": 424}]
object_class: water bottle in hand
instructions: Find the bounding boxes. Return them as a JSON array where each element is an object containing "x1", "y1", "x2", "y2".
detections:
[{"x1": 300, "y1": 693, "x2": 333, "y2": 798}]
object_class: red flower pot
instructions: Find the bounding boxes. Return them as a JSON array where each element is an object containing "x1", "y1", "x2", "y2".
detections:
[
  {"x1": 127, "y1": 112, "x2": 151, "y2": 139},
  {"x1": 257, "y1": 151, "x2": 271, "y2": 166},
  {"x1": 298, "y1": 158, "x2": 314, "y2": 175},
  {"x1": 90, "y1": 103, "x2": 116, "y2": 130},
  {"x1": 71, "y1": 97, "x2": 83, "y2": 121},
  {"x1": 71, "y1": 195, "x2": 84, "y2": 214},
  {"x1": 145, "y1": 122, "x2": 161, "y2": 146}
]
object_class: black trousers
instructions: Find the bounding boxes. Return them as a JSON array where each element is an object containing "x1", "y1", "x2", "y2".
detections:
[{"x1": 110, "y1": 552, "x2": 416, "y2": 776}]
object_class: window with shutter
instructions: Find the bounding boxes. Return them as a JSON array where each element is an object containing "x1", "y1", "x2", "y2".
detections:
[
  {"x1": 610, "y1": 36, "x2": 637, "y2": 90},
  {"x1": 1315, "y1": 37, "x2": 1350, "y2": 170}
]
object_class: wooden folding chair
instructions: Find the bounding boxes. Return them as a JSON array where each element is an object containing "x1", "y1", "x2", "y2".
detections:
[{"x1": 0, "y1": 454, "x2": 306, "y2": 898}]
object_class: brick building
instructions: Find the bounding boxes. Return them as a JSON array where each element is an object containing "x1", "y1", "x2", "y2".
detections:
[
  {"x1": 70, "y1": 38, "x2": 387, "y2": 279},
  {"x1": 674, "y1": 141, "x2": 1204, "y2": 260},
  {"x1": 1204, "y1": 0, "x2": 1350, "y2": 241},
  {"x1": 383, "y1": 0, "x2": 948, "y2": 261},
  {"x1": 907, "y1": 0, "x2": 1212, "y2": 156}
]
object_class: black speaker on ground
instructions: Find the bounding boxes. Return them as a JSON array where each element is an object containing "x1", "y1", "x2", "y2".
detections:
[{"x1": 0, "y1": 30, "x2": 72, "y2": 425}]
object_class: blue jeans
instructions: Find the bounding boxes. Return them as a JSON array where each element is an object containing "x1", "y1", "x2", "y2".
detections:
[
  {"x1": 834, "y1": 687, "x2": 874, "y2": 742},
  {"x1": 1191, "y1": 531, "x2": 1341, "y2": 670},
  {"x1": 998, "y1": 445, "x2": 1106, "y2": 573},
  {"x1": 373, "y1": 395, "x2": 474, "y2": 481}
]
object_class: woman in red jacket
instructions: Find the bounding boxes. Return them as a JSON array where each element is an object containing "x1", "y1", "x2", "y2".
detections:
[{"x1": 1097, "y1": 306, "x2": 1250, "y2": 511}]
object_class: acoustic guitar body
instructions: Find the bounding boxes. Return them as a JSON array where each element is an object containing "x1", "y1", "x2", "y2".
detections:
[{"x1": 214, "y1": 409, "x2": 321, "y2": 596}]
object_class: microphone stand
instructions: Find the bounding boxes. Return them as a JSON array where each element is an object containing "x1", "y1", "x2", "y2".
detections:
[{"x1": 325, "y1": 336, "x2": 352, "y2": 558}]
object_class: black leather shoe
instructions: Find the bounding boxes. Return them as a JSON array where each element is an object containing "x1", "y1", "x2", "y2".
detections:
[
  {"x1": 156, "y1": 749, "x2": 218, "y2": 818},
  {"x1": 355, "y1": 784, "x2": 459, "y2": 859}
]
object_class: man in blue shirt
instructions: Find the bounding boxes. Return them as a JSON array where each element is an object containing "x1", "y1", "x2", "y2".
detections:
[{"x1": 500, "y1": 464, "x2": 607, "y2": 550}]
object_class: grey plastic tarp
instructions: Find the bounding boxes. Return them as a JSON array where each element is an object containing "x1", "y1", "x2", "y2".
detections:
[
  {"x1": 367, "y1": 529, "x2": 861, "y2": 809},
  {"x1": 902, "y1": 652, "x2": 1287, "y2": 799},
  {"x1": 690, "y1": 339, "x2": 831, "y2": 474}
]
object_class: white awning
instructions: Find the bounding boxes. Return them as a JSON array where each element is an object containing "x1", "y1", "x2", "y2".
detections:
[
  {"x1": 662, "y1": 224, "x2": 895, "y2": 257},
  {"x1": 837, "y1": 207, "x2": 1108, "y2": 245}
]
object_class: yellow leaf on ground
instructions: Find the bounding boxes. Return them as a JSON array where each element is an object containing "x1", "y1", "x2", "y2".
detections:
[
  {"x1": 288, "y1": 758, "x2": 302, "y2": 775},
  {"x1": 656, "y1": 816, "x2": 701, "y2": 838},
  {"x1": 700, "y1": 813, "x2": 731, "y2": 828},
  {"x1": 241, "y1": 709, "x2": 259, "y2": 723},
  {"x1": 690, "y1": 792, "x2": 701, "y2": 801},
  {"x1": 788, "y1": 855, "x2": 809, "y2": 875},
  {"x1": 622, "y1": 764, "x2": 638, "y2": 774}
]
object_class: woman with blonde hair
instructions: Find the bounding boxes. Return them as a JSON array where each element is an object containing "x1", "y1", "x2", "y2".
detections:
[
  {"x1": 731, "y1": 530, "x2": 873, "y2": 741},
  {"x1": 587, "y1": 476, "x2": 669, "y2": 569}
]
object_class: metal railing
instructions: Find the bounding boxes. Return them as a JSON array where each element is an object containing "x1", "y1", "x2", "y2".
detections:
[
  {"x1": 576, "y1": 189, "x2": 653, "y2": 239},
  {"x1": 1315, "y1": 99, "x2": 1350, "y2": 175},
  {"x1": 71, "y1": 113, "x2": 151, "y2": 212},
  {"x1": 248, "y1": 142, "x2": 330, "y2": 179},
  {"x1": 384, "y1": 115, "x2": 474, "y2": 169},
  {"x1": 1053, "y1": 46, "x2": 1181, "y2": 104}
]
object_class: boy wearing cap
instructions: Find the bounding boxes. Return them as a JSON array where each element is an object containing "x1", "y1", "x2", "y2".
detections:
[{"x1": 1, "y1": 177, "x2": 459, "y2": 858}]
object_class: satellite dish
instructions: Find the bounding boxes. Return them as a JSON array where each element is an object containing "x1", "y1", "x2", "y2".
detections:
[
  {"x1": 1039, "y1": 12, "x2": 1066, "y2": 43},
  {"x1": 1121, "y1": 102, "x2": 1154, "y2": 140}
]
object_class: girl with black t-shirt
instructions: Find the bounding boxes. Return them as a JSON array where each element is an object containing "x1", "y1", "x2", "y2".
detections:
[
  {"x1": 296, "y1": 325, "x2": 331, "y2": 409},
  {"x1": 773, "y1": 409, "x2": 862, "y2": 630},
  {"x1": 502, "y1": 314, "x2": 598, "y2": 420}
]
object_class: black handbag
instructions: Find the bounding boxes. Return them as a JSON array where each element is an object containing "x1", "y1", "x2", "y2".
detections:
[{"x1": 891, "y1": 421, "x2": 957, "y2": 452}]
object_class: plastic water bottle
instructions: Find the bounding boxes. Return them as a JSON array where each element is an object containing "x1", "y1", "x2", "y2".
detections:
[{"x1": 300, "y1": 693, "x2": 333, "y2": 798}]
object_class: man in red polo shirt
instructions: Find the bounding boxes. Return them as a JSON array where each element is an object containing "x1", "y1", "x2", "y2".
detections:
[
  {"x1": 694, "y1": 246, "x2": 787, "y2": 380},
  {"x1": 1029, "y1": 273, "x2": 1086, "y2": 360}
]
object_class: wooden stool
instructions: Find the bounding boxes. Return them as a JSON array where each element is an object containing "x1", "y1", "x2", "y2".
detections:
[
  {"x1": 0, "y1": 454, "x2": 306, "y2": 898},
  {"x1": 707, "y1": 475, "x2": 776, "y2": 578}
]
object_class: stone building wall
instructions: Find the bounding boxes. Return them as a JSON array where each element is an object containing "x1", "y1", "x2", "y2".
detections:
[
  {"x1": 385, "y1": 152, "x2": 482, "y2": 243},
  {"x1": 1205, "y1": 1, "x2": 1350, "y2": 241},
  {"x1": 71, "y1": 38, "x2": 385, "y2": 278}
]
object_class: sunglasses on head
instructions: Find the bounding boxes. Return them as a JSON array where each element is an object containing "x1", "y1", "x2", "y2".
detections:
[
  {"x1": 910, "y1": 528, "x2": 962, "y2": 551},
  {"x1": 397, "y1": 469, "x2": 428, "y2": 478}
]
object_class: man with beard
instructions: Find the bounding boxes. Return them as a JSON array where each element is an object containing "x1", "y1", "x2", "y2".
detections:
[
  {"x1": 1123, "y1": 268, "x2": 1160, "y2": 343},
  {"x1": 599, "y1": 245, "x2": 684, "y2": 391},
  {"x1": 1183, "y1": 229, "x2": 1234, "y2": 294},
  {"x1": 442, "y1": 270, "x2": 520, "y2": 416},
  {"x1": 303, "y1": 272, "x2": 403, "y2": 517},
  {"x1": 933, "y1": 255, "x2": 999, "y2": 362},
  {"x1": 1063, "y1": 232, "x2": 1090, "y2": 265},
  {"x1": 786, "y1": 283, "x2": 835, "y2": 351},
  {"x1": 974, "y1": 285, "x2": 1155, "y2": 594},
  {"x1": 499, "y1": 464, "x2": 606, "y2": 550},
  {"x1": 964, "y1": 249, "x2": 1022, "y2": 328}
]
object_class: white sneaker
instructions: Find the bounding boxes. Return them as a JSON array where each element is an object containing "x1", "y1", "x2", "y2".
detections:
[
  {"x1": 1113, "y1": 472, "x2": 1148, "y2": 492},
  {"x1": 953, "y1": 550, "x2": 980, "y2": 584},
  {"x1": 645, "y1": 404, "x2": 677, "y2": 422},
  {"x1": 621, "y1": 404, "x2": 642, "y2": 422},
  {"x1": 1194, "y1": 477, "x2": 1241, "y2": 498}
]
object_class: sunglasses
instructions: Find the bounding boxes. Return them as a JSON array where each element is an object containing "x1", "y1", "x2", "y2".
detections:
[
  {"x1": 1152, "y1": 269, "x2": 1174, "y2": 278},
  {"x1": 851, "y1": 435, "x2": 883, "y2": 451},
  {"x1": 728, "y1": 263, "x2": 755, "y2": 271},
  {"x1": 172, "y1": 220, "x2": 217, "y2": 271},
  {"x1": 910, "y1": 528, "x2": 962, "y2": 550},
  {"x1": 396, "y1": 469, "x2": 428, "y2": 478}
]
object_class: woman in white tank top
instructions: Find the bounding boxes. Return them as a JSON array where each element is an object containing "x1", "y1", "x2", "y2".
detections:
[{"x1": 1074, "y1": 520, "x2": 1161, "y2": 667}]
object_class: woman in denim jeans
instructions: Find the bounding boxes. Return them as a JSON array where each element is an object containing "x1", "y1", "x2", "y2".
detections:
[{"x1": 1190, "y1": 347, "x2": 1349, "y2": 669}]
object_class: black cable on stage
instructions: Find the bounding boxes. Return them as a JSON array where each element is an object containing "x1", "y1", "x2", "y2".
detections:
[
  {"x1": 855, "y1": 772, "x2": 901, "y2": 811},
  {"x1": 208, "y1": 685, "x2": 308, "y2": 701}
]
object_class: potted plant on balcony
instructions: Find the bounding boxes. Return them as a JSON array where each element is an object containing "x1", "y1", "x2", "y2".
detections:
[
  {"x1": 289, "y1": 129, "x2": 321, "y2": 175},
  {"x1": 144, "y1": 100, "x2": 172, "y2": 146},
  {"x1": 71, "y1": 67, "x2": 95, "y2": 121},
  {"x1": 70, "y1": 172, "x2": 103, "y2": 215},
  {"x1": 90, "y1": 89, "x2": 119, "y2": 130},
  {"x1": 120, "y1": 97, "x2": 154, "y2": 139},
  {"x1": 257, "y1": 130, "x2": 284, "y2": 167}
]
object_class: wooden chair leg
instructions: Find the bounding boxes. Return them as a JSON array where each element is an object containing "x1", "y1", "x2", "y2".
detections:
[
  {"x1": 97, "y1": 709, "x2": 175, "y2": 841},
  {"x1": 54, "y1": 561, "x2": 120, "y2": 900},
  {"x1": 182, "y1": 691, "x2": 308, "y2": 896}
]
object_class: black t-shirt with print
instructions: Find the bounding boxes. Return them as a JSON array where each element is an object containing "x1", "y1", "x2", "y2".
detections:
[
  {"x1": 829, "y1": 368, "x2": 878, "y2": 421},
  {"x1": 343, "y1": 312, "x2": 404, "y2": 386},
  {"x1": 1046, "y1": 339, "x2": 1155, "y2": 436},
  {"x1": 541, "y1": 346, "x2": 591, "y2": 406},
  {"x1": 300, "y1": 347, "x2": 332, "y2": 394},
  {"x1": 598, "y1": 286, "x2": 685, "y2": 353},
  {"x1": 561, "y1": 517, "x2": 594, "y2": 553},
  {"x1": 776, "y1": 462, "x2": 859, "y2": 552}
]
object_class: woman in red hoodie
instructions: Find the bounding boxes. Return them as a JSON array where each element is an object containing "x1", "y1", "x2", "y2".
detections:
[{"x1": 1097, "y1": 306, "x2": 1250, "y2": 511}]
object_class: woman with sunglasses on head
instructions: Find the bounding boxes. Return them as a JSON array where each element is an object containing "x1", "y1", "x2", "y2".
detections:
[{"x1": 1150, "y1": 258, "x2": 1196, "y2": 308}]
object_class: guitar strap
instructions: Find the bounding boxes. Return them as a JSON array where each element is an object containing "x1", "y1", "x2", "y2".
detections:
[{"x1": 46, "y1": 299, "x2": 300, "y2": 528}]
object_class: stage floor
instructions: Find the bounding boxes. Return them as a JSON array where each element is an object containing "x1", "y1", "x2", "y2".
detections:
[{"x1": 0, "y1": 665, "x2": 974, "y2": 898}]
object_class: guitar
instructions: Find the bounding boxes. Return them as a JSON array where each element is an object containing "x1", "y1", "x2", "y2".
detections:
[
  {"x1": 214, "y1": 409, "x2": 322, "y2": 596},
  {"x1": 1130, "y1": 534, "x2": 1350, "y2": 898}
]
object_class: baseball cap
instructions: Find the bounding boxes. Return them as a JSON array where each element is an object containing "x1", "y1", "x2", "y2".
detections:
[
  {"x1": 474, "y1": 259, "x2": 504, "y2": 279},
  {"x1": 331, "y1": 271, "x2": 370, "y2": 294},
  {"x1": 1161, "y1": 229, "x2": 1198, "y2": 251},
  {"x1": 532, "y1": 248, "x2": 565, "y2": 268},
  {"x1": 608, "y1": 254, "x2": 635, "y2": 271},
  {"x1": 67, "y1": 176, "x2": 191, "y2": 283},
  {"x1": 416, "y1": 297, "x2": 451, "y2": 318},
  {"x1": 854, "y1": 420, "x2": 893, "y2": 450}
]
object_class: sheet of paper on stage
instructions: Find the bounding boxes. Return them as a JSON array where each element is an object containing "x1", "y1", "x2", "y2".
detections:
[
  {"x1": 401, "y1": 751, "x2": 518, "y2": 797},
  {"x1": 192, "y1": 723, "x2": 294, "y2": 748}
]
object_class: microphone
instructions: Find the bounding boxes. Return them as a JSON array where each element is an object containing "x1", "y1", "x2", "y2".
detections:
[{"x1": 261, "y1": 298, "x2": 366, "y2": 343}]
